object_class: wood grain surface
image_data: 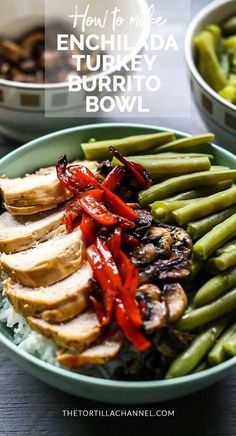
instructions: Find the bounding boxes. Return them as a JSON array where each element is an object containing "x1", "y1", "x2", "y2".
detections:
[{"x1": 0, "y1": 0, "x2": 235, "y2": 434}]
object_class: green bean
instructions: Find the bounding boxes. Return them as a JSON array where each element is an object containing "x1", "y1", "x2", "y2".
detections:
[
  {"x1": 192, "y1": 360, "x2": 209, "y2": 373},
  {"x1": 206, "y1": 24, "x2": 222, "y2": 45},
  {"x1": 112, "y1": 157, "x2": 211, "y2": 179},
  {"x1": 194, "y1": 30, "x2": 227, "y2": 92},
  {"x1": 211, "y1": 165, "x2": 229, "y2": 171},
  {"x1": 138, "y1": 170, "x2": 236, "y2": 207},
  {"x1": 176, "y1": 288, "x2": 236, "y2": 331},
  {"x1": 187, "y1": 205, "x2": 236, "y2": 241},
  {"x1": 193, "y1": 267, "x2": 236, "y2": 307},
  {"x1": 223, "y1": 36, "x2": 236, "y2": 54},
  {"x1": 81, "y1": 132, "x2": 175, "y2": 160},
  {"x1": 223, "y1": 15, "x2": 236, "y2": 35},
  {"x1": 167, "y1": 181, "x2": 233, "y2": 201},
  {"x1": 173, "y1": 186, "x2": 236, "y2": 226},
  {"x1": 220, "y1": 53, "x2": 230, "y2": 77},
  {"x1": 209, "y1": 245, "x2": 236, "y2": 272},
  {"x1": 166, "y1": 316, "x2": 229, "y2": 378},
  {"x1": 208, "y1": 320, "x2": 236, "y2": 365},
  {"x1": 223, "y1": 332, "x2": 236, "y2": 356},
  {"x1": 151, "y1": 199, "x2": 199, "y2": 222},
  {"x1": 126, "y1": 153, "x2": 214, "y2": 160},
  {"x1": 219, "y1": 85, "x2": 236, "y2": 104},
  {"x1": 193, "y1": 213, "x2": 236, "y2": 260},
  {"x1": 216, "y1": 238, "x2": 236, "y2": 256},
  {"x1": 153, "y1": 134, "x2": 215, "y2": 154}
]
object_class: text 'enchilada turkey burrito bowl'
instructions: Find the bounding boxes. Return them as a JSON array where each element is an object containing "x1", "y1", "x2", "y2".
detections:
[
  {"x1": 0, "y1": 0, "x2": 150, "y2": 142},
  {"x1": 185, "y1": 0, "x2": 236, "y2": 151},
  {"x1": 1, "y1": 123, "x2": 236, "y2": 403}
]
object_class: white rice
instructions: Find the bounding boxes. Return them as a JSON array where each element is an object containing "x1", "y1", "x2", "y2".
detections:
[{"x1": 0, "y1": 295, "x2": 57, "y2": 365}]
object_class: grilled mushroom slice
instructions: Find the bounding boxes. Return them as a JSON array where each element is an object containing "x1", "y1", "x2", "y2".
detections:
[
  {"x1": 135, "y1": 209, "x2": 153, "y2": 232},
  {"x1": 162, "y1": 283, "x2": 188, "y2": 322},
  {"x1": 136, "y1": 284, "x2": 168, "y2": 332},
  {"x1": 143, "y1": 226, "x2": 172, "y2": 257},
  {"x1": 139, "y1": 256, "x2": 191, "y2": 284},
  {"x1": 169, "y1": 226, "x2": 192, "y2": 258},
  {"x1": 131, "y1": 243, "x2": 159, "y2": 267}
]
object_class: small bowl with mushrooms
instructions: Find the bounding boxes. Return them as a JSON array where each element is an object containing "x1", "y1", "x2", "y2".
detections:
[{"x1": 0, "y1": 0, "x2": 150, "y2": 142}]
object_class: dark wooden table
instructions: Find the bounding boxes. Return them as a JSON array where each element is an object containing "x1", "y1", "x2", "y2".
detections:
[{"x1": 1, "y1": 1, "x2": 236, "y2": 435}]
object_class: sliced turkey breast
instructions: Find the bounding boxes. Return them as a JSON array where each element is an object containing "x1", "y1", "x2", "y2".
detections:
[
  {"x1": 0, "y1": 207, "x2": 65, "y2": 254},
  {"x1": 57, "y1": 330, "x2": 123, "y2": 369},
  {"x1": 28, "y1": 310, "x2": 102, "y2": 352},
  {"x1": 0, "y1": 160, "x2": 97, "y2": 208},
  {"x1": 4, "y1": 202, "x2": 61, "y2": 216},
  {"x1": 1, "y1": 227, "x2": 85, "y2": 287},
  {"x1": 4, "y1": 262, "x2": 92, "y2": 322}
]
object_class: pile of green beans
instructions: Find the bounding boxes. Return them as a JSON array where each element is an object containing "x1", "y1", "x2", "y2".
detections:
[
  {"x1": 194, "y1": 18, "x2": 236, "y2": 105},
  {"x1": 138, "y1": 170, "x2": 236, "y2": 207},
  {"x1": 82, "y1": 129, "x2": 236, "y2": 379}
]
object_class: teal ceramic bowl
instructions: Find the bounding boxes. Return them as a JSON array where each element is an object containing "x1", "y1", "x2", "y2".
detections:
[{"x1": 0, "y1": 123, "x2": 236, "y2": 404}]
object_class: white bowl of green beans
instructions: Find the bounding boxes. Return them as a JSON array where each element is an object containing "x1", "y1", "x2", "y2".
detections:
[{"x1": 185, "y1": 0, "x2": 236, "y2": 152}]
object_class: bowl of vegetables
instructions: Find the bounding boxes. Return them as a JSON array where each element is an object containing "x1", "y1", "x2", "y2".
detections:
[
  {"x1": 0, "y1": 0, "x2": 150, "y2": 142},
  {"x1": 1, "y1": 122, "x2": 236, "y2": 404},
  {"x1": 185, "y1": 0, "x2": 236, "y2": 151}
]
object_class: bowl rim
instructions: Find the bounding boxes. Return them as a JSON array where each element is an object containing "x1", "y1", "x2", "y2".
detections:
[
  {"x1": 0, "y1": 0, "x2": 150, "y2": 91},
  {"x1": 185, "y1": 0, "x2": 236, "y2": 113},
  {"x1": 1, "y1": 121, "x2": 236, "y2": 390}
]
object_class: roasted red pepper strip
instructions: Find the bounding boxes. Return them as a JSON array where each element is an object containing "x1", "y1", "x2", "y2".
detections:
[
  {"x1": 117, "y1": 250, "x2": 139, "y2": 297},
  {"x1": 80, "y1": 188, "x2": 103, "y2": 202},
  {"x1": 96, "y1": 238, "x2": 142, "y2": 328},
  {"x1": 80, "y1": 213, "x2": 96, "y2": 245},
  {"x1": 102, "y1": 166, "x2": 126, "y2": 191},
  {"x1": 64, "y1": 198, "x2": 82, "y2": 232},
  {"x1": 118, "y1": 259, "x2": 142, "y2": 328},
  {"x1": 102, "y1": 186, "x2": 138, "y2": 221},
  {"x1": 68, "y1": 164, "x2": 100, "y2": 190},
  {"x1": 122, "y1": 233, "x2": 140, "y2": 249},
  {"x1": 96, "y1": 237, "x2": 122, "y2": 289},
  {"x1": 86, "y1": 245, "x2": 116, "y2": 325},
  {"x1": 124, "y1": 261, "x2": 140, "y2": 299},
  {"x1": 107, "y1": 227, "x2": 122, "y2": 261},
  {"x1": 115, "y1": 300, "x2": 151, "y2": 352},
  {"x1": 117, "y1": 249, "x2": 132, "y2": 284},
  {"x1": 79, "y1": 194, "x2": 118, "y2": 226},
  {"x1": 109, "y1": 147, "x2": 152, "y2": 189},
  {"x1": 89, "y1": 295, "x2": 106, "y2": 326},
  {"x1": 57, "y1": 155, "x2": 83, "y2": 195}
]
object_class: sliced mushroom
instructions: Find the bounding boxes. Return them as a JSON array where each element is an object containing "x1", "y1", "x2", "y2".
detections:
[
  {"x1": 136, "y1": 284, "x2": 168, "y2": 333},
  {"x1": 143, "y1": 226, "x2": 172, "y2": 257},
  {"x1": 135, "y1": 209, "x2": 153, "y2": 233},
  {"x1": 131, "y1": 243, "x2": 159, "y2": 267},
  {"x1": 163, "y1": 283, "x2": 188, "y2": 322},
  {"x1": 139, "y1": 256, "x2": 191, "y2": 285},
  {"x1": 169, "y1": 226, "x2": 192, "y2": 258},
  {"x1": 0, "y1": 39, "x2": 22, "y2": 63}
]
